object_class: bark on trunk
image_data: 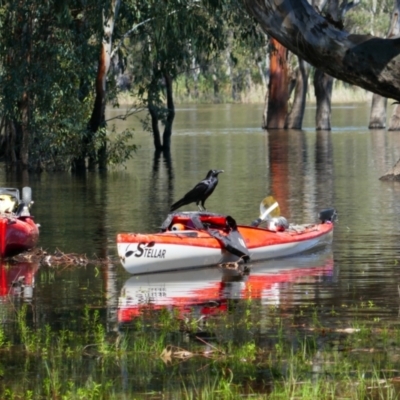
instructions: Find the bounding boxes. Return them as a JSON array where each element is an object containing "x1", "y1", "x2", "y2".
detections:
[
  {"x1": 368, "y1": 2, "x2": 400, "y2": 130},
  {"x1": 149, "y1": 100, "x2": 163, "y2": 152},
  {"x1": 388, "y1": 104, "x2": 400, "y2": 131},
  {"x1": 262, "y1": 89, "x2": 269, "y2": 129},
  {"x1": 285, "y1": 58, "x2": 309, "y2": 129},
  {"x1": 162, "y1": 72, "x2": 175, "y2": 152},
  {"x1": 369, "y1": 94, "x2": 387, "y2": 129},
  {"x1": 380, "y1": 157, "x2": 400, "y2": 181},
  {"x1": 266, "y1": 38, "x2": 288, "y2": 129},
  {"x1": 313, "y1": 69, "x2": 333, "y2": 130},
  {"x1": 73, "y1": 0, "x2": 120, "y2": 171},
  {"x1": 312, "y1": 0, "x2": 337, "y2": 132},
  {"x1": 242, "y1": 0, "x2": 400, "y2": 102},
  {"x1": 19, "y1": 92, "x2": 30, "y2": 169}
]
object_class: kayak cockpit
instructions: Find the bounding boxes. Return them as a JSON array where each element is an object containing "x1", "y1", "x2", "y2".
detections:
[
  {"x1": 0, "y1": 187, "x2": 33, "y2": 217},
  {"x1": 161, "y1": 211, "x2": 236, "y2": 233},
  {"x1": 161, "y1": 212, "x2": 250, "y2": 260}
]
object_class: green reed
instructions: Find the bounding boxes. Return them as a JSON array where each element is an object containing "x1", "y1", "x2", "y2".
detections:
[{"x1": 1, "y1": 299, "x2": 400, "y2": 399}]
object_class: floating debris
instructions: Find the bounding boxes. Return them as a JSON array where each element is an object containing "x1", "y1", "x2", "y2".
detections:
[
  {"x1": 10, "y1": 247, "x2": 111, "y2": 268},
  {"x1": 218, "y1": 260, "x2": 250, "y2": 276},
  {"x1": 160, "y1": 338, "x2": 225, "y2": 365}
]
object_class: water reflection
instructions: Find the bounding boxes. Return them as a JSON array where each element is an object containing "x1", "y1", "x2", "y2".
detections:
[
  {"x1": 151, "y1": 149, "x2": 174, "y2": 212},
  {"x1": 118, "y1": 250, "x2": 335, "y2": 325},
  {"x1": 267, "y1": 129, "x2": 334, "y2": 223},
  {"x1": 0, "y1": 261, "x2": 39, "y2": 301}
]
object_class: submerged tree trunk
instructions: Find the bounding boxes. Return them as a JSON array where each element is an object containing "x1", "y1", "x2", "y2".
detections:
[
  {"x1": 312, "y1": 0, "x2": 338, "y2": 132},
  {"x1": 266, "y1": 38, "x2": 288, "y2": 129},
  {"x1": 148, "y1": 71, "x2": 175, "y2": 153},
  {"x1": 314, "y1": 69, "x2": 333, "y2": 130},
  {"x1": 369, "y1": 94, "x2": 388, "y2": 129},
  {"x1": 17, "y1": 92, "x2": 30, "y2": 169},
  {"x1": 388, "y1": 104, "x2": 400, "y2": 131},
  {"x1": 369, "y1": 2, "x2": 400, "y2": 130},
  {"x1": 149, "y1": 97, "x2": 163, "y2": 152},
  {"x1": 285, "y1": 58, "x2": 309, "y2": 129},
  {"x1": 377, "y1": 0, "x2": 400, "y2": 179},
  {"x1": 162, "y1": 72, "x2": 175, "y2": 152},
  {"x1": 73, "y1": 0, "x2": 120, "y2": 172}
]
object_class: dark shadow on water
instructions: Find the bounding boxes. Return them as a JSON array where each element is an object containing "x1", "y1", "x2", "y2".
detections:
[{"x1": 147, "y1": 150, "x2": 175, "y2": 229}]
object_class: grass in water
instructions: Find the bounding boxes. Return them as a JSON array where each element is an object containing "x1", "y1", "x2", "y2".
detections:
[{"x1": 1, "y1": 300, "x2": 400, "y2": 398}]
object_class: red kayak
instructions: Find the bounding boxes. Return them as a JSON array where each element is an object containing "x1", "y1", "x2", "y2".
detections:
[
  {"x1": 117, "y1": 202, "x2": 336, "y2": 275},
  {"x1": 0, "y1": 187, "x2": 39, "y2": 258}
]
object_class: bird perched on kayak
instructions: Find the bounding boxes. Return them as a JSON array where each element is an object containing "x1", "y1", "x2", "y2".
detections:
[{"x1": 170, "y1": 169, "x2": 224, "y2": 212}]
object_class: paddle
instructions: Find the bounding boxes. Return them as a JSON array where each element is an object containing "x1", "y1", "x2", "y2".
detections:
[{"x1": 251, "y1": 196, "x2": 280, "y2": 227}]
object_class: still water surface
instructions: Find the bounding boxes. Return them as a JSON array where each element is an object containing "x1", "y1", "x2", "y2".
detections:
[{"x1": 2, "y1": 102, "x2": 400, "y2": 394}]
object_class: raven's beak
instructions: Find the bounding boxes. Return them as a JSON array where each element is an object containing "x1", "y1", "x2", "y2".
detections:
[{"x1": 217, "y1": 170, "x2": 224, "y2": 174}]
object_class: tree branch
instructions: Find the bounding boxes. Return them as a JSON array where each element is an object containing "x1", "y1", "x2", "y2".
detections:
[{"x1": 243, "y1": 0, "x2": 400, "y2": 101}]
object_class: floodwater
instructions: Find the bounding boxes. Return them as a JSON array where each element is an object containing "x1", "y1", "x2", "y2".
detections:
[{"x1": 2, "y1": 102, "x2": 400, "y2": 396}]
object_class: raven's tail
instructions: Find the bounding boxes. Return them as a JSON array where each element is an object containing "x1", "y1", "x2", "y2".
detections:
[{"x1": 170, "y1": 199, "x2": 185, "y2": 212}]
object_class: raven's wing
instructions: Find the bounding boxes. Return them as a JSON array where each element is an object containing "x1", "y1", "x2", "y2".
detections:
[
  {"x1": 200, "y1": 178, "x2": 218, "y2": 200},
  {"x1": 170, "y1": 179, "x2": 210, "y2": 211},
  {"x1": 182, "y1": 180, "x2": 209, "y2": 202}
]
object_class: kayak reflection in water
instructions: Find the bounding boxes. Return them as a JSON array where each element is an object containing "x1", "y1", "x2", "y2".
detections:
[{"x1": 117, "y1": 249, "x2": 335, "y2": 326}]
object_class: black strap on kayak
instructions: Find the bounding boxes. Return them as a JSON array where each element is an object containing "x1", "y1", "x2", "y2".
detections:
[
  {"x1": 208, "y1": 215, "x2": 250, "y2": 261},
  {"x1": 160, "y1": 212, "x2": 250, "y2": 261}
]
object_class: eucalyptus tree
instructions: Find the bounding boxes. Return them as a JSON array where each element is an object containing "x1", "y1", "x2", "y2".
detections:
[
  {"x1": 242, "y1": 0, "x2": 400, "y2": 101},
  {"x1": 0, "y1": 0, "x2": 101, "y2": 170},
  {"x1": 0, "y1": 0, "x2": 136, "y2": 171},
  {"x1": 242, "y1": 0, "x2": 400, "y2": 179},
  {"x1": 123, "y1": 0, "x2": 264, "y2": 153}
]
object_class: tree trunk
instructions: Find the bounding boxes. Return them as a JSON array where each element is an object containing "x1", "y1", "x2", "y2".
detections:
[
  {"x1": 149, "y1": 99, "x2": 163, "y2": 152},
  {"x1": 212, "y1": 66, "x2": 220, "y2": 103},
  {"x1": 242, "y1": 0, "x2": 400, "y2": 102},
  {"x1": 285, "y1": 58, "x2": 309, "y2": 129},
  {"x1": 73, "y1": 0, "x2": 120, "y2": 171},
  {"x1": 262, "y1": 89, "x2": 269, "y2": 129},
  {"x1": 380, "y1": 157, "x2": 400, "y2": 181},
  {"x1": 314, "y1": 69, "x2": 333, "y2": 130},
  {"x1": 18, "y1": 92, "x2": 30, "y2": 169},
  {"x1": 388, "y1": 105, "x2": 400, "y2": 131},
  {"x1": 369, "y1": 94, "x2": 387, "y2": 129},
  {"x1": 368, "y1": 1, "x2": 400, "y2": 129},
  {"x1": 162, "y1": 72, "x2": 175, "y2": 152},
  {"x1": 312, "y1": 0, "x2": 337, "y2": 132},
  {"x1": 261, "y1": 52, "x2": 270, "y2": 129},
  {"x1": 266, "y1": 38, "x2": 288, "y2": 129}
]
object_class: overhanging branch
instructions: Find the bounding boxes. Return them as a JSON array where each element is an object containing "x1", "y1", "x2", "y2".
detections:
[{"x1": 243, "y1": 0, "x2": 400, "y2": 101}]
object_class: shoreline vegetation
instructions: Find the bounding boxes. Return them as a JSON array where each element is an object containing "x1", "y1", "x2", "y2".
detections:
[{"x1": 117, "y1": 81, "x2": 374, "y2": 107}]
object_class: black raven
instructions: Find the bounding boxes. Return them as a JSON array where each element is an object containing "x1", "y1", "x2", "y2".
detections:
[{"x1": 170, "y1": 169, "x2": 224, "y2": 212}]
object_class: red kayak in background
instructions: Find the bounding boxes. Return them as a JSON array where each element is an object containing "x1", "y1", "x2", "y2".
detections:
[{"x1": 0, "y1": 187, "x2": 40, "y2": 258}]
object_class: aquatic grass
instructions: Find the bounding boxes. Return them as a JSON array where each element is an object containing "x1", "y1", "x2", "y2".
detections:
[
  {"x1": 0, "y1": 324, "x2": 9, "y2": 348},
  {"x1": 3, "y1": 298, "x2": 400, "y2": 398}
]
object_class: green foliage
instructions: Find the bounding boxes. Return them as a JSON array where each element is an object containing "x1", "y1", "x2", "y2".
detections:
[
  {"x1": 119, "y1": 0, "x2": 267, "y2": 138},
  {"x1": 0, "y1": 0, "x2": 101, "y2": 170},
  {"x1": 0, "y1": 0, "x2": 396, "y2": 169},
  {"x1": 344, "y1": 0, "x2": 394, "y2": 36}
]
